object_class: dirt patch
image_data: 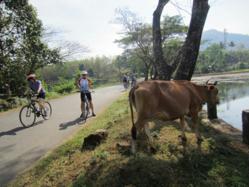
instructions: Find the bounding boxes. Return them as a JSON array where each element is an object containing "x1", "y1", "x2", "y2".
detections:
[{"x1": 81, "y1": 129, "x2": 108, "y2": 150}]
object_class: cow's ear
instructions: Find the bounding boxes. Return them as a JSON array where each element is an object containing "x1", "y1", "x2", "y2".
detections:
[{"x1": 208, "y1": 85, "x2": 215, "y2": 90}]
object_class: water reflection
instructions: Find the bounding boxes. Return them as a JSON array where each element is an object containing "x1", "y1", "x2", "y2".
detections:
[{"x1": 216, "y1": 81, "x2": 249, "y2": 130}]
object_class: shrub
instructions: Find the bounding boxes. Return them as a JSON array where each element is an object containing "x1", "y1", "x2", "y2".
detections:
[
  {"x1": 53, "y1": 80, "x2": 75, "y2": 94},
  {"x1": 46, "y1": 91, "x2": 59, "y2": 99},
  {"x1": 0, "y1": 97, "x2": 27, "y2": 111}
]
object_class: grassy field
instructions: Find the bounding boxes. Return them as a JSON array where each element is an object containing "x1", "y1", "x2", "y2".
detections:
[{"x1": 8, "y1": 94, "x2": 249, "y2": 187}]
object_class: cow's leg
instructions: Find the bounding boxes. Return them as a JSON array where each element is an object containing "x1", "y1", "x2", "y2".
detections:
[
  {"x1": 192, "y1": 115, "x2": 203, "y2": 146},
  {"x1": 131, "y1": 119, "x2": 144, "y2": 154},
  {"x1": 179, "y1": 116, "x2": 187, "y2": 145},
  {"x1": 144, "y1": 123, "x2": 156, "y2": 153},
  {"x1": 131, "y1": 125, "x2": 137, "y2": 154},
  {"x1": 144, "y1": 123, "x2": 153, "y2": 143}
]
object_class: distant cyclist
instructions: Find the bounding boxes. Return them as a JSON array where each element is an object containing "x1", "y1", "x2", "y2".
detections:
[
  {"x1": 122, "y1": 74, "x2": 129, "y2": 90},
  {"x1": 26, "y1": 73, "x2": 46, "y2": 115},
  {"x1": 131, "y1": 73, "x2": 137, "y2": 88},
  {"x1": 78, "y1": 71, "x2": 96, "y2": 117}
]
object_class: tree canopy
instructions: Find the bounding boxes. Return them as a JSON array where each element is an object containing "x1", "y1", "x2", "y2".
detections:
[
  {"x1": 115, "y1": 8, "x2": 187, "y2": 80},
  {"x1": 0, "y1": 0, "x2": 61, "y2": 97}
]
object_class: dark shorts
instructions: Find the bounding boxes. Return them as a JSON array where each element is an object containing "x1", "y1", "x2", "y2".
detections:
[
  {"x1": 37, "y1": 92, "x2": 45, "y2": 99},
  {"x1": 80, "y1": 92, "x2": 92, "y2": 102}
]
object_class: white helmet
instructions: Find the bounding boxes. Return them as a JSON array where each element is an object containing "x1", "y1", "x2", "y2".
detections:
[
  {"x1": 81, "y1": 70, "x2": 88, "y2": 75},
  {"x1": 27, "y1": 73, "x2": 36, "y2": 80}
]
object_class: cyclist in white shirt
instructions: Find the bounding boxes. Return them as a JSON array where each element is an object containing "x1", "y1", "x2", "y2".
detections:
[{"x1": 78, "y1": 71, "x2": 96, "y2": 117}]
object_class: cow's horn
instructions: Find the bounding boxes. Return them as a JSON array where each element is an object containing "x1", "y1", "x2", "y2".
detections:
[{"x1": 205, "y1": 79, "x2": 211, "y2": 85}]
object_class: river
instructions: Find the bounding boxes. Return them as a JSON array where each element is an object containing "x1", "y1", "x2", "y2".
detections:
[
  {"x1": 216, "y1": 81, "x2": 249, "y2": 130},
  {"x1": 193, "y1": 72, "x2": 249, "y2": 130}
]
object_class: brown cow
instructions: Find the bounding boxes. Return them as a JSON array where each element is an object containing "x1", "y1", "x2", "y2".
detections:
[{"x1": 129, "y1": 80, "x2": 219, "y2": 153}]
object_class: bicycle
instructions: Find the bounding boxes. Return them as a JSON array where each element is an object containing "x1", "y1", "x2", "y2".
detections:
[
  {"x1": 131, "y1": 80, "x2": 137, "y2": 88},
  {"x1": 123, "y1": 81, "x2": 129, "y2": 90},
  {"x1": 19, "y1": 93, "x2": 52, "y2": 127},
  {"x1": 81, "y1": 91, "x2": 94, "y2": 121}
]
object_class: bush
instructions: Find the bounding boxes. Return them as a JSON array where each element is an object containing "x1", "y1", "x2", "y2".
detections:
[
  {"x1": 53, "y1": 80, "x2": 75, "y2": 94},
  {"x1": 46, "y1": 91, "x2": 59, "y2": 99},
  {"x1": 0, "y1": 97, "x2": 27, "y2": 111}
]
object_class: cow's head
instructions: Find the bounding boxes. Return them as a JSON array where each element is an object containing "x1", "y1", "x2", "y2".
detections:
[{"x1": 206, "y1": 81, "x2": 219, "y2": 105}]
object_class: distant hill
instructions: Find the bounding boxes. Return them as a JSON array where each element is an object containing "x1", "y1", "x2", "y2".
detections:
[{"x1": 201, "y1": 29, "x2": 249, "y2": 50}]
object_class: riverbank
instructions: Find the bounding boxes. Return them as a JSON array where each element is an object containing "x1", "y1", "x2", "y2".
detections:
[
  {"x1": 193, "y1": 71, "x2": 249, "y2": 83},
  {"x1": 8, "y1": 94, "x2": 249, "y2": 187}
]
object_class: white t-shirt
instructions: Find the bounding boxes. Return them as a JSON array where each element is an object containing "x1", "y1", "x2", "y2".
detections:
[{"x1": 79, "y1": 78, "x2": 90, "y2": 92}]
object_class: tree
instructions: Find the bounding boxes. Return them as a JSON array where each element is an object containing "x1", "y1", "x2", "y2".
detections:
[
  {"x1": 196, "y1": 43, "x2": 249, "y2": 73},
  {"x1": 56, "y1": 41, "x2": 89, "y2": 61},
  {"x1": 0, "y1": 0, "x2": 61, "y2": 97},
  {"x1": 174, "y1": 0, "x2": 210, "y2": 80},
  {"x1": 152, "y1": 0, "x2": 171, "y2": 80},
  {"x1": 152, "y1": 0, "x2": 210, "y2": 80},
  {"x1": 115, "y1": 8, "x2": 153, "y2": 80},
  {"x1": 115, "y1": 8, "x2": 187, "y2": 80},
  {"x1": 196, "y1": 43, "x2": 225, "y2": 73},
  {"x1": 42, "y1": 27, "x2": 89, "y2": 61}
]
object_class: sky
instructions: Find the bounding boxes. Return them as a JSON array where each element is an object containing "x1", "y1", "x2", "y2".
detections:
[{"x1": 30, "y1": 0, "x2": 249, "y2": 57}]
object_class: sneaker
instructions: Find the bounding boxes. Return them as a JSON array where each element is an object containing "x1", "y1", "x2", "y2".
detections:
[
  {"x1": 92, "y1": 113, "x2": 96, "y2": 117},
  {"x1": 36, "y1": 111, "x2": 41, "y2": 117}
]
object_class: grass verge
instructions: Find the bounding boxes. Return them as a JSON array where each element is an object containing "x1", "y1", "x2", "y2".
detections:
[{"x1": 8, "y1": 94, "x2": 249, "y2": 187}]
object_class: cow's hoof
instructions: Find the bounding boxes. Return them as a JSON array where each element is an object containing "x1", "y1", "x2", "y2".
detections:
[
  {"x1": 178, "y1": 135, "x2": 187, "y2": 142},
  {"x1": 149, "y1": 146, "x2": 157, "y2": 154},
  {"x1": 197, "y1": 137, "x2": 203, "y2": 145},
  {"x1": 131, "y1": 146, "x2": 136, "y2": 155}
]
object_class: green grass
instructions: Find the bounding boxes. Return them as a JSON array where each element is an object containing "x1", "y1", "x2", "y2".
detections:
[{"x1": 8, "y1": 94, "x2": 249, "y2": 187}]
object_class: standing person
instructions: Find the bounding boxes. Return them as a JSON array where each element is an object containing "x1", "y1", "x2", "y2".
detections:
[
  {"x1": 131, "y1": 73, "x2": 137, "y2": 88},
  {"x1": 78, "y1": 71, "x2": 96, "y2": 117},
  {"x1": 26, "y1": 73, "x2": 46, "y2": 115},
  {"x1": 122, "y1": 73, "x2": 129, "y2": 90}
]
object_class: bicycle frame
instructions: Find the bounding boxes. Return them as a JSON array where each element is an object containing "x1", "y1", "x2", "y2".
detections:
[
  {"x1": 81, "y1": 91, "x2": 94, "y2": 120},
  {"x1": 26, "y1": 94, "x2": 40, "y2": 114},
  {"x1": 19, "y1": 92, "x2": 52, "y2": 127}
]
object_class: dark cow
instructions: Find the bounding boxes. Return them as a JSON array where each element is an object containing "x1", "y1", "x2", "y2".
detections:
[{"x1": 129, "y1": 80, "x2": 219, "y2": 153}]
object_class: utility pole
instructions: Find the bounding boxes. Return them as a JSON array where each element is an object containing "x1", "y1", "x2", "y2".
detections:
[{"x1": 223, "y1": 28, "x2": 227, "y2": 49}]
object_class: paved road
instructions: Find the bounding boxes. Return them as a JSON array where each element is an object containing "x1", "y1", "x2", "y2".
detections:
[{"x1": 0, "y1": 85, "x2": 124, "y2": 185}]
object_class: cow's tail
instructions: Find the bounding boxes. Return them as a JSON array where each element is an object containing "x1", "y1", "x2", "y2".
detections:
[{"x1": 129, "y1": 85, "x2": 138, "y2": 140}]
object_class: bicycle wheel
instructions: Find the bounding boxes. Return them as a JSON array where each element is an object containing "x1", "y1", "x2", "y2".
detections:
[
  {"x1": 41, "y1": 101, "x2": 52, "y2": 120},
  {"x1": 19, "y1": 105, "x2": 36, "y2": 127},
  {"x1": 82, "y1": 102, "x2": 89, "y2": 121}
]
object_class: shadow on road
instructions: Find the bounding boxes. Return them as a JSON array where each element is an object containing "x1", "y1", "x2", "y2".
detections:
[
  {"x1": 59, "y1": 115, "x2": 96, "y2": 130},
  {"x1": 0, "y1": 121, "x2": 44, "y2": 138},
  {"x1": 0, "y1": 146, "x2": 46, "y2": 186},
  {"x1": 59, "y1": 118, "x2": 85, "y2": 130}
]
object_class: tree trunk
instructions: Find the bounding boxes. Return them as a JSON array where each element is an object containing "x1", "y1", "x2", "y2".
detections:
[
  {"x1": 207, "y1": 103, "x2": 217, "y2": 119},
  {"x1": 152, "y1": 0, "x2": 171, "y2": 80},
  {"x1": 144, "y1": 68, "x2": 149, "y2": 81},
  {"x1": 151, "y1": 62, "x2": 158, "y2": 80},
  {"x1": 174, "y1": 0, "x2": 210, "y2": 80},
  {"x1": 242, "y1": 110, "x2": 249, "y2": 145}
]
